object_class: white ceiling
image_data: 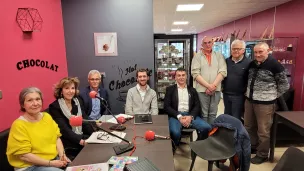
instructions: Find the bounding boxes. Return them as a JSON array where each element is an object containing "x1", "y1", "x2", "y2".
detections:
[{"x1": 153, "y1": 0, "x2": 292, "y2": 34}]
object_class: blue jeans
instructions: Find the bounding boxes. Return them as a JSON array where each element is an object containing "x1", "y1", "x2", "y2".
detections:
[
  {"x1": 223, "y1": 93, "x2": 245, "y2": 120},
  {"x1": 25, "y1": 166, "x2": 64, "y2": 171},
  {"x1": 169, "y1": 112, "x2": 211, "y2": 146},
  {"x1": 24, "y1": 156, "x2": 64, "y2": 171}
]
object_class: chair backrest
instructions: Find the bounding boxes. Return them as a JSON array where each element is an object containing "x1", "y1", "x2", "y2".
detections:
[
  {"x1": 0, "y1": 128, "x2": 14, "y2": 171},
  {"x1": 276, "y1": 88, "x2": 294, "y2": 111},
  {"x1": 273, "y1": 147, "x2": 304, "y2": 171},
  {"x1": 209, "y1": 127, "x2": 235, "y2": 149},
  {"x1": 190, "y1": 127, "x2": 236, "y2": 161}
]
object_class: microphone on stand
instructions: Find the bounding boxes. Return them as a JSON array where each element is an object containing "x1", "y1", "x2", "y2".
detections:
[
  {"x1": 145, "y1": 130, "x2": 170, "y2": 141},
  {"x1": 89, "y1": 91, "x2": 126, "y2": 131},
  {"x1": 70, "y1": 116, "x2": 134, "y2": 155},
  {"x1": 69, "y1": 116, "x2": 102, "y2": 126}
]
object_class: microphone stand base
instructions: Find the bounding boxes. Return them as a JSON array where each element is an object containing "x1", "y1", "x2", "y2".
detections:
[
  {"x1": 109, "y1": 124, "x2": 126, "y2": 131},
  {"x1": 113, "y1": 143, "x2": 134, "y2": 155}
]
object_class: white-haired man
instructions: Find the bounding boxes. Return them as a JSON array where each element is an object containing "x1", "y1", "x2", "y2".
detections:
[
  {"x1": 80, "y1": 70, "x2": 109, "y2": 120},
  {"x1": 191, "y1": 36, "x2": 227, "y2": 124},
  {"x1": 244, "y1": 42, "x2": 289, "y2": 164},
  {"x1": 222, "y1": 39, "x2": 251, "y2": 120}
]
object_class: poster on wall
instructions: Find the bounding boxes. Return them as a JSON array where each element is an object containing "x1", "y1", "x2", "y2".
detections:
[{"x1": 94, "y1": 32, "x2": 118, "y2": 56}]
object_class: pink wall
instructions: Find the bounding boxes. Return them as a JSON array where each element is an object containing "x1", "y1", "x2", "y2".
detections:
[
  {"x1": 197, "y1": 0, "x2": 304, "y2": 110},
  {"x1": 0, "y1": 0, "x2": 68, "y2": 131},
  {"x1": 274, "y1": 0, "x2": 304, "y2": 111},
  {"x1": 235, "y1": 16, "x2": 251, "y2": 41},
  {"x1": 250, "y1": 8, "x2": 275, "y2": 40},
  {"x1": 223, "y1": 22, "x2": 235, "y2": 38}
]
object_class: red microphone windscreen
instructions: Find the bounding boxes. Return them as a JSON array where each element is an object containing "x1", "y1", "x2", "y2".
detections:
[
  {"x1": 70, "y1": 116, "x2": 83, "y2": 126},
  {"x1": 89, "y1": 91, "x2": 97, "y2": 99},
  {"x1": 145, "y1": 130, "x2": 155, "y2": 141},
  {"x1": 117, "y1": 116, "x2": 126, "y2": 124}
]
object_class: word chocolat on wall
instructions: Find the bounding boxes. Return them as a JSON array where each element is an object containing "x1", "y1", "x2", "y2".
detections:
[
  {"x1": 109, "y1": 63, "x2": 152, "y2": 91},
  {"x1": 16, "y1": 59, "x2": 59, "y2": 72},
  {"x1": 109, "y1": 77, "x2": 137, "y2": 91}
]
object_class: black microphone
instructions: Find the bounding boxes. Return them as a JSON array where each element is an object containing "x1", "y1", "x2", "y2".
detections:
[
  {"x1": 70, "y1": 116, "x2": 134, "y2": 155},
  {"x1": 89, "y1": 91, "x2": 126, "y2": 131}
]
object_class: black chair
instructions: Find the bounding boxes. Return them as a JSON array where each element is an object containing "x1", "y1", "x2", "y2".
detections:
[
  {"x1": 0, "y1": 128, "x2": 14, "y2": 171},
  {"x1": 181, "y1": 128, "x2": 195, "y2": 142},
  {"x1": 273, "y1": 147, "x2": 304, "y2": 171},
  {"x1": 181, "y1": 128, "x2": 195, "y2": 159},
  {"x1": 189, "y1": 127, "x2": 236, "y2": 171}
]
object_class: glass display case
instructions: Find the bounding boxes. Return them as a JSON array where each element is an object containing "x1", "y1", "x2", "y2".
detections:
[
  {"x1": 212, "y1": 38, "x2": 231, "y2": 59},
  {"x1": 154, "y1": 39, "x2": 191, "y2": 109}
]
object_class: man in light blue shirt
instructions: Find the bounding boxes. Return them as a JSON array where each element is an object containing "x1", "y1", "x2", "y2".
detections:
[{"x1": 80, "y1": 70, "x2": 109, "y2": 120}]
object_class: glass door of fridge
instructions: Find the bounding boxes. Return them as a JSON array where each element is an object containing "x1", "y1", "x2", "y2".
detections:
[{"x1": 155, "y1": 39, "x2": 190, "y2": 110}]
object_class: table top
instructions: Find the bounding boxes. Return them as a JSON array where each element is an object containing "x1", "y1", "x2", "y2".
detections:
[
  {"x1": 276, "y1": 111, "x2": 304, "y2": 128},
  {"x1": 70, "y1": 115, "x2": 175, "y2": 171}
]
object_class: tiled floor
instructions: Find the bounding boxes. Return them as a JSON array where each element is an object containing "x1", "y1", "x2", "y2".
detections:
[{"x1": 173, "y1": 100, "x2": 304, "y2": 171}]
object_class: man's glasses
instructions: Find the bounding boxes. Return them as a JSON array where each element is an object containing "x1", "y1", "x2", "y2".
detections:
[
  {"x1": 203, "y1": 41, "x2": 213, "y2": 45},
  {"x1": 89, "y1": 78, "x2": 101, "y2": 81},
  {"x1": 231, "y1": 48, "x2": 244, "y2": 52}
]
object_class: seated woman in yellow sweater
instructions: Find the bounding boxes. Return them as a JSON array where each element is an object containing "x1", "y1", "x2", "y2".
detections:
[{"x1": 6, "y1": 87, "x2": 70, "y2": 171}]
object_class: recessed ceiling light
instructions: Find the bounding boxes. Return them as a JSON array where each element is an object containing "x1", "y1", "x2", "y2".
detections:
[
  {"x1": 171, "y1": 29, "x2": 183, "y2": 32},
  {"x1": 176, "y1": 4, "x2": 204, "y2": 11},
  {"x1": 173, "y1": 21, "x2": 189, "y2": 25}
]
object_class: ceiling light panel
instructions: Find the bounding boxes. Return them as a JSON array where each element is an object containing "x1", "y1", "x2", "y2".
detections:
[{"x1": 176, "y1": 4, "x2": 204, "y2": 11}]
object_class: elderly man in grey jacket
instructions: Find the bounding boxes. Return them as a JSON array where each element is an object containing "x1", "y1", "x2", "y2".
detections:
[
  {"x1": 191, "y1": 36, "x2": 227, "y2": 124},
  {"x1": 125, "y1": 69, "x2": 158, "y2": 115},
  {"x1": 245, "y1": 42, "x2": 289, "y2": 164}
]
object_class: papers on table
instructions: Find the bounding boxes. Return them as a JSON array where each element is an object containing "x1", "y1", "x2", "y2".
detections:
[
  {"x1": 85, "y1": 131, "x2": 126, "y2": 144},
  {"x1": 99, "y1": 114, "x2": 134, "y2": 124},
  {"x1": 66, "y1": 162, "x2": 108, "y2": 171}
]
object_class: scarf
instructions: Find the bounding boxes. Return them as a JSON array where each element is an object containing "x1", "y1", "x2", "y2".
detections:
[{"x1": 58, "y1": 98, "x2": 83, "y2": 135}]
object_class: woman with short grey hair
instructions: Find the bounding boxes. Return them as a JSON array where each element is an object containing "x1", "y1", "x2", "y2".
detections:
[{"x1": 7, "y1": 87, "x2": 69, "y2": 171}]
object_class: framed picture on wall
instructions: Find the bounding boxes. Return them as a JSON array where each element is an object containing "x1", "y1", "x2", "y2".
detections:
[{"x1": 94, "y1": 32, "x2": 118, "y2": 56}]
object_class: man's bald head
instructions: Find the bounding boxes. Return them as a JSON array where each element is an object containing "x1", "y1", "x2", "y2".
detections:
[
  {"x1": 202, "y1": 36, "x2": 212, "y2": 42},
  {"x1": 201, "y1": 36, "x2": 214, "y2": 51}
]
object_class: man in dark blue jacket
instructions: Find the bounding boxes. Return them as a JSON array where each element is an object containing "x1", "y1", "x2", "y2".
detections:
[
  {"x1": 222, "y1": 39, "x2": 251, "y2": 120},
  {"x1": 212, "y1": 114, "x2": 251, "y2": 171},
  {"x1": 80, "y1": 70, "x2": 109, "y2": 120}
]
